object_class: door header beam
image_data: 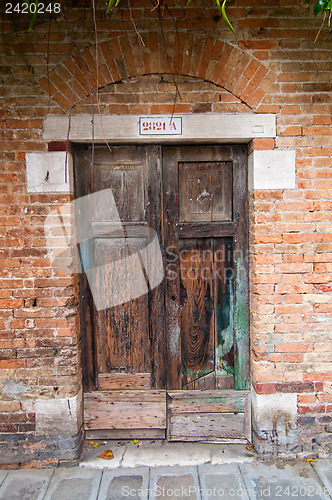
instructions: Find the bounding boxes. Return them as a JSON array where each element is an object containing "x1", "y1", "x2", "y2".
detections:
[{"x1": 43, "y1": 113, "x2": 276, "y2": 144}]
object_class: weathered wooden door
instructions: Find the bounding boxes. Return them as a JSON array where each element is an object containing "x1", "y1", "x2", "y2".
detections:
[
  {"x1": 75, "y1": 145, "x2": 167, "y2": 439},
  {"x1": 75, "y1": 144, "x2": 249, "y2": 440},
  {"x1": 163, "y1": 146, "x2": 250, "y2": 441}
]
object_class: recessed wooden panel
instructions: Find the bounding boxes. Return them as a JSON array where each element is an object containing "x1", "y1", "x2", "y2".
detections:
[
  {"x1": 167, "y1": 390, "x2": 248, "y2": 441},
  {"x1": 95, "y1": 163, "x2": 145, "y2": 221},
  {"x1": 179, "y1": 238, "x2": 214, "y2": 385},
  {"x1": 179, "y1": 162, "x2": 232, "y2": 222},
  {"x1": 214, "y1": 238, "x2": 234, "y2": 376},
  {"x1": 94, "y1": 237, "x2": 150, "y2": 374},
  {"x1": 168, "y1": 413, "x2": 245, "y2": 440}
]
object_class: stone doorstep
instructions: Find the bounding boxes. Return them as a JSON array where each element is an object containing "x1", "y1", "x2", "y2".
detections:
[{"x1": 78, "y1": 440, "x2": 257, "y2": 470}]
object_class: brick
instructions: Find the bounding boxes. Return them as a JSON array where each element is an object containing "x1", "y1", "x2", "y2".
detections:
[
  {"x1": 299, "y1": 405, "x2": 326, "y2": 414},
  {"x1": 283, "y1": 353, "x2": 303, "y2": 363},
  {"x1": 298, "y1": 395, "x2": 316, "y2": 404},
  {"x1": 254, "y1": 383, "x2": 276, "y2": 394},
  {"x1": 275, "y1": 382, "x2": 315, "y2": 393}
]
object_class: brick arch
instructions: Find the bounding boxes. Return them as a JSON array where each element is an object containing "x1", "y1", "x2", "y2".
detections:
[{"x1": 38, "y1": 32, "x2": 277, "y2": 113}]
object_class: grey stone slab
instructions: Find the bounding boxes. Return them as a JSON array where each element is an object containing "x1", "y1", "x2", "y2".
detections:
[
  {"x1": 0, "y1": 469, "x2": 54, "y2": 500},
  {"x1": 121, "y1": 440, "x2": 211, "y2": 468},
  {"x1": 210, "y1": 444, "x2": 256, "y2": 465},
  {"x1": 97, "y1": 467, "x2": 149, "y2": 500},
  {"x1": 0, "y1": 472, "x2": 7, "y2": 488},
  {"x1": 79, "y1": 440, "x2": 126, "y2": 469},
  {"x1": 44, "y1": 468, "x2": 102, "y2": 500},
  {"x1": 312, "y1": 459, "x2": 332, "y2": 497},
  {"x1": 149, "y1": 466, "x2": 201, "y2": 500},
  {"x1": 240, "y1": 461, "x2": 330, "y2": 500},
  {"x1": 198, "y1": 463, "x2": 249, "y2": 500}
]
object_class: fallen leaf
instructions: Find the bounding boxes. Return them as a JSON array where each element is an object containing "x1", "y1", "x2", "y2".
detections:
[
  {"x1": 131, "y1": 439, "x2": 139, "y2": 445},
  {"x1": 88, "y1": 441, "x2": 94, "y2": 446},
  {"x1": 98, "y1": 449, "x2": 114, "y2": 460},
  {"x1": 246, "y1": 443, "x2": 254, "y2": 451},
  {"x1": 93, "y1": 443, "x2": 103, "y2": 448},
  {"x1": 306, "y1": 458, "x2": 315, "y2": 463}
]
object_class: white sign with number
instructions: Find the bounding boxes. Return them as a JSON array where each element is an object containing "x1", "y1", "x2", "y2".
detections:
[{"x1": 139, "y1": 117, "x2": 182, "y2": 136}]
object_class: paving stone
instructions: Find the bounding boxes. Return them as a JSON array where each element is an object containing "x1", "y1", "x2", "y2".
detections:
[
  {"x1": 121, "y1": 440, "x2": 211, "y2": 468},
  {"x1": 97, "y1": 468, "x2": 149, "y2": 500},
  {"x1": 312, "y1": 459, "x2": 332, "y2": 497},
  {"x1": 44, "y1": 468, "x2": 102, "y2": 500},
  {"x1": 240, "y1": 461, "x2": 329, "y2": 500},
  {"x1": 199, "y1": 463, "x2": 249, "y2": 500},
  {"x1": 149, "y1": 466, "x2": 201, "y2": 500},
  {"x1": 0, "y1": 472, "x2": 7, "y2": 488},
  {"x1": 0, "y1": 469, "x2": 53, "y2": 500}
]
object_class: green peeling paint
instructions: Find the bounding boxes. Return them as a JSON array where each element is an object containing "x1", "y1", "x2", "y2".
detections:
[{"x1": 234, "y1": 255, "x2": 249, "y2": 390}]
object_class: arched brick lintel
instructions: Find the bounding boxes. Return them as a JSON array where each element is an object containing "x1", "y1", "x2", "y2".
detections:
[{"x1": 39, "y1": 32, "x2": 277, "y2": 113}]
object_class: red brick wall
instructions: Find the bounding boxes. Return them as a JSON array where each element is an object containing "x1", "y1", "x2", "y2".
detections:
[{"x1": 0, "y1": 0, "x2": 331, "y2": 463}]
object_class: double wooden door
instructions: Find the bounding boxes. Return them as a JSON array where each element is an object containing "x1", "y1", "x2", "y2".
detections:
[{"x1": 75, "y1": 144, "x2": 249, "y2": 440}]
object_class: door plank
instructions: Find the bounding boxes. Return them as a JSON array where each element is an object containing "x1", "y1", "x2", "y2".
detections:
[
  {"x1": 84, "y1": 391, "x2": 166, "y2": 430},
  {"x1": 163, "y1": 146, "x2": 182, "y2": 390},
  {"x1": 74, "y1": 147, "x2": 98, "y2": 392},
  {"x1": 184, "y1": 373, "x2": 235, "y2": 390},
  {"x1": 168, "y1": 413, "x2": 245, "y2": 440},
  {"x1": 86, "y1": 429, "x2": 166, "y2": 440},
  {"x1": 146, "y1": 146, "x2": 166, "y2": 389},
  {"x1": 214, "y1": 238, "x2": 234, "y2": 377},
  {"x1": 167, "y1": 394, "x2": 246, "y2": 414},
  {"x1": 167, "y1": 389, "x2": 249, "y2": 441},
  {"x1": 179, "y1": 222, "x2": 234, "y2": 238},
  {"x1": 98, "y1": 373, "x2": 151, "y2": 390}
]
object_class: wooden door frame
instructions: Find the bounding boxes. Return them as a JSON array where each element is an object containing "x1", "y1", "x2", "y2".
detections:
[{"x1": 163, "y1": 145, "x2": 249, "y2": 391}]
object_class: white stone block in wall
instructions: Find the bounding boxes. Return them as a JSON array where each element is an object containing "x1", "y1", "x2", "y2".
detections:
[
  {"x1": 26, "y1": 151, "x2": 73, "y2": 193},
  {"x1": 35, "y1": 390, "x2": 83, "y2": 438},
  {"x1": 252, "y1": 389, "x2": 298, "y2": 433},
  {"x1": 249, "y1": 150, "x2": 296, "y2": 191}
]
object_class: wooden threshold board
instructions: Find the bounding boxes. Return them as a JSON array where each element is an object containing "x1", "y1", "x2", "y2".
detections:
[
  {"x1": 84, "y1": 389, "x2": 251, "y2": 442},
  {"x1": 84, "y1": 390, "x2": 166, "y2": 440},
  {"x1": 167, "y1": 390, "x2": 250, "y2": 442}
]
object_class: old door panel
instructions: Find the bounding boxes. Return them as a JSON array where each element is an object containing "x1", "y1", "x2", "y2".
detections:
[{"x1": 179, "y1": 238, "x2": 214, "y2": 386}]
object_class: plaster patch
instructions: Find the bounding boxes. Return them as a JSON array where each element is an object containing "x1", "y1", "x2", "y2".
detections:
[
  {"x1": 249, "y1": 150, "x2": 296, "y2": 191},
  {"x1": 26, "y1": 151, "x2": 73, "y2": 193},
  {"x1": 2, "y1": 379, "x2": 31, "y2": 398}
]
